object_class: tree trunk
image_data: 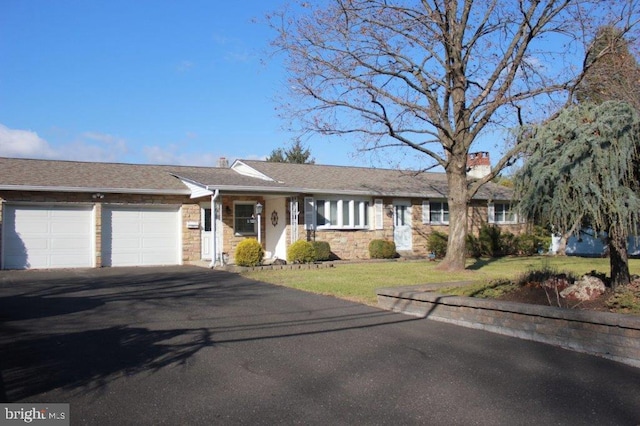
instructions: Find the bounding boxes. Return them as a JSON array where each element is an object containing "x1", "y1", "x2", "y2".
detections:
[
  {"x1": 556, "y1": 233, "x2": 568, "y2": 256},
  {"x1": 608, "y1": 226, "x2": 630, "y2": 290},
  {"x1": 556, "y1": 217, "x2": 583, "y2": 256},
  {"x1": 437, "y1": 165, "x2": 468, "y2": 271}
]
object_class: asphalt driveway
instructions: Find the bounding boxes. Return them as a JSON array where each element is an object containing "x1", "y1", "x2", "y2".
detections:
[{"x1": 1, "y1": 266, "x2": 639, "y2": 425}]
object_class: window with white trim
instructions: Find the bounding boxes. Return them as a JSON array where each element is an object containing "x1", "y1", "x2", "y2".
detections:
[
  {"x1": 489, "y1": 202, "x2": 517, "y2": 224},
  {"x1": 234, "y1": 203, "x2": 257, "y2": 235},
  {"x1": 307, "y1": 197, "x2": 370, "y2": 229},
  {"x1": 428, "y1": 201, "x2": 449, "y2": 224}
]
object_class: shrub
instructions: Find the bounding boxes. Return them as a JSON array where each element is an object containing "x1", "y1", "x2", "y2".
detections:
[
  {"x1": 478, "y1": 224, "x2": 503, "y2": 257},
  {"x1": 288, "y1": 240, "x2": 316, "y2": 263},
  {"x1": 234, "y1": 238, "x2": 264, "y2": 267},
  {"x1": 311, "y1": 241, "x2": 332, "y2": 261},
  {"x1": 369, "y1": 239, "x2": 397, "y2": 259},
  {"x1": 515, "y1": 225, "x2": 552, "y2": 256},
  {"x1": 499, "y1": 231, "x2": 518, "y2": 256},
  {"x1": 427, "y1": 231, "x2": 448, "y2": 258},
  {"x1": 605, "y1": 287, "x2": 640, "y2": 314},
  {"x1": 467, "y1": 225, "x2": 517, "y2": 257},
  {"x1": 466, "y1": 233, "x2": 481, "y2": 258},
  {"x1": 515, "y1": 233, "x2": 538, "y2": 256}
]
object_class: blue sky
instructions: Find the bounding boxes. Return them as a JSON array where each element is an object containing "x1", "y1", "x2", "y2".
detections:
[
  {"x1": 0, "y1": 0, "x2": 355, "y2": 166},
  {"x1": 0, "y1": 1, "x2": 507, "y2": 169}
]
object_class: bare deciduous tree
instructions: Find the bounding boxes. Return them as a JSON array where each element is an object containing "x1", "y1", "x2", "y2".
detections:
[{"x1": 269, "y1": 0, "x2": 639, "y2": 271}]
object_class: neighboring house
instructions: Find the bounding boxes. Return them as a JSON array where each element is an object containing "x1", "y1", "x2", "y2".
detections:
[
  {"x1": 0, "y1": 155, "x2": 523, "y2": 270},
  {"x1": 550, "y1": 230, "x2": 640, "y2": 257}
]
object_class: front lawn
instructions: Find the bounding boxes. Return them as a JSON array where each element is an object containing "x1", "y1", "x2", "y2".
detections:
[{"x1": 241, "y1": 256, "x2": 640, "y2": 306}]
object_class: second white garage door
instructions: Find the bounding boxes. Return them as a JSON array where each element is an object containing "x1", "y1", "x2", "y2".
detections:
[{"x1": 102, "y1": 206, "x2": 181, "y2": 267}]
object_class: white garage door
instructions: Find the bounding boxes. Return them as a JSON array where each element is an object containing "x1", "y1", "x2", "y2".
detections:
[
  {"x1": 102, "y1": 206, "x2": 180, "y2": 267},
  {"x1": 2, "y1": 204, "x2": 94, "y2": 269}
]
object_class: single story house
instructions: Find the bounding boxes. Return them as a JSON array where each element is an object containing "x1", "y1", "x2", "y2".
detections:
[{"x1": 0, "y1": 155, "x2": 523, "y2": 269}]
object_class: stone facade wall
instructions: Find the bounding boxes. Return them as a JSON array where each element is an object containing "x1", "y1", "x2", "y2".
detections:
[
  {"x1": 181, "y1": 204, "x2": 201, "y2": 262},
  {"x1": 275, "y1": 197, "x2": 527, "y2": 261},
  {"x1": 291, "y1": 197, "x2": 395, "y2": 260},
  {"x1": 377, "y1": 287, "x2": 640, "y2": 368},
  {"x1": 311, "y1": 229, "x2": 388, "y2": 259}
]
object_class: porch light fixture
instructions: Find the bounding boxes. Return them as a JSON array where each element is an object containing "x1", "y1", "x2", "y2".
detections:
[
  {"x1": 386, "y1": 205, "x2": 393, "y2": 218},
  {"x1": 92, "y1": 193, "x2": 104, "y2": 199},
  {"x1": 256, "y1": 202, "x2": 263, "y2": 244}
]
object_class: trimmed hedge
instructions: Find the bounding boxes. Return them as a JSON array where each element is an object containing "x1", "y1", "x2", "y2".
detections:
[
  {"x1": 369, "y1": 239, "x2": 396, "y2": 259},
  {"x1": 288, "y1": 240, "x2": 316, "y2": 263},
  {"x1": 311, "y1": 241, "x2": 332, "y2": 261},
  {"x1": 234, "y1": 238, "x2": 264, "y2": 266},
  {"x1": 427, "y1": 230, "x2": 448, "y2": 258}
]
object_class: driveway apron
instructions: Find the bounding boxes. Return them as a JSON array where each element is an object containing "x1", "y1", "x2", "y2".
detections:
[{"x1": 1, "y1": 266, "x2": 639, "y2": 425}]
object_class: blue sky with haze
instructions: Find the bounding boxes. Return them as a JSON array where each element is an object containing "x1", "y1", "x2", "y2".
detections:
[
  {"x1": 0, "y1": 1, "x2": 515, "y2": 169},
  {"x1": 1, "y1": 1, "x2": 305, "y2": 166}
]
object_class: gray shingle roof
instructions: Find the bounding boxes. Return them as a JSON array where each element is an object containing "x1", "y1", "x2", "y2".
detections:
[
  {"x1": 0, "y1": 157, "x2": 204, "y2": 193},
  {"x1": 172, "y1": 169, "x2": 289, "y2": 190},
  {"x1": 239, "y1": 160, "x2": 513, "y2": 201},
  {"x1": 0, "y1": 157, "x2": 513, "y2": 201}
]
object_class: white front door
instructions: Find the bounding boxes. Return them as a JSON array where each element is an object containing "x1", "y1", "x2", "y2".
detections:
[
  {"x1": 201, "y1": 206, "x2": 212, "y2": 260},
  {"x1": 265, "y1": 197, "x2": 287, "y2": 260},
  {"x1": 393, "y1": 200, "x2": 412, "y2": 251}
]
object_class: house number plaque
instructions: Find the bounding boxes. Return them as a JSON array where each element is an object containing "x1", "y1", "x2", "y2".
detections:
[{"x1": 271, "y1": 210, "x2": 278, "y2": 226}]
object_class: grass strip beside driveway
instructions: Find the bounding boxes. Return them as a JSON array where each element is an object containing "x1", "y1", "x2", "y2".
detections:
[{"x1": 241, "y1": 256, "x2": 640, "y2": 305}]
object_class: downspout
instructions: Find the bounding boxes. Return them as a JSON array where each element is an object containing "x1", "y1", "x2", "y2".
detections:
[{"x1": 209, "y1": 189, "x2": 220, "y2": 268}]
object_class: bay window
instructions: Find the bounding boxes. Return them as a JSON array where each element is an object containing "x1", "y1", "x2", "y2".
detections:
[{"x1": 308, "y1": 197, "x2": 370, "y2": 229}]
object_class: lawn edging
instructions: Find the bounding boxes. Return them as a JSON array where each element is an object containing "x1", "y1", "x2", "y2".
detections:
[{"x1": 376, "y1": 285, "x2": 640, "y2": 368}]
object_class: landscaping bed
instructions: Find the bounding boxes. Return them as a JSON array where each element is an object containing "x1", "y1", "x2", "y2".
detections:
[{"x1": 439, "y1": 268, "x2": 640, "y2": 316}]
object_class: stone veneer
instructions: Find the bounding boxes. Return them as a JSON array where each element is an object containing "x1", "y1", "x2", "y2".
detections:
[
  {"x1": 283, "y1": 198, "x2": 527, "y2": 261},
  {"x1": 377, "y1": 285, "x2": 640, "y2": 368}
]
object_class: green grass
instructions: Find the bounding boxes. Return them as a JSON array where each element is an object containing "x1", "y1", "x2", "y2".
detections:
[{"x1": 241, "y1": 256, "x2": 640, "y2": 306}]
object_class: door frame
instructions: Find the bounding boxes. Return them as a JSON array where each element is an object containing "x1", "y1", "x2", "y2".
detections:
[{"x1": 392, "y1": 199, "x2": 412, "y2": 251}]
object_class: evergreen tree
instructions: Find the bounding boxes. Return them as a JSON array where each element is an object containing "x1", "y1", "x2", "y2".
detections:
[
  {"x1": 515, "y1": 101, "x2": 640, "y2": 289},
  {"x1": 575, "y1": 26, "x2": 640, "y2": 110},
  {"x1": 266, "y1": 140, "x2": 315, "y2": 164},
  {"x1": 550, "y1": 26, "x2": 640, "y2": 255}
]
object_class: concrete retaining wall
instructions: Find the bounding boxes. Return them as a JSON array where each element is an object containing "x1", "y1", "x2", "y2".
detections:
[{"x1": 376, "y1": 286, "x2": 640, "y2": 368}]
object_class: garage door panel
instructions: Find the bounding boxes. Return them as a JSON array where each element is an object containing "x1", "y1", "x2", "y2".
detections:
[
  {"x1": 17, "y1": 221, "x2": 50, "y2": 233},
  {"x1": 102, "y1": 206, "x2": 180, "y2": 267},
  {"x1": 50, "y1": 253, "x2": 93, "y2": 268},
  {"x1": 3, "y1": 205, "x2": 94, "y2": 269},
  {"x1": 51, "y1": 221, "x2": 88, "y2": 234},
  {"x1": 21, "y1": 238, "x2": 50, "y2": 250},
  {"x1": 114, "y1": 238, "x2": 143, "y2": 249},
  {"x1": 51, "y1": 237, "x2": 88, "y2": 250}
]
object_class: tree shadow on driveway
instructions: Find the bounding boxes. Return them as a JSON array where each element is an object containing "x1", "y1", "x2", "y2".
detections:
[
  {"x1": 0, "y1": 266, "x2": 415, "y2": 403},
  {"x1": 1, "y1": 326, "x2": 212, "y2": 401}
]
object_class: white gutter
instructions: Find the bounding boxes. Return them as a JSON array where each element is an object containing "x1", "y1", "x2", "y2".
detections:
[
  {"x1": 0, "y1": 184, "x2": 190, "y2": 195},
  {"x1": 209, "y1": 189, "x2": 220, "y2": 268}
]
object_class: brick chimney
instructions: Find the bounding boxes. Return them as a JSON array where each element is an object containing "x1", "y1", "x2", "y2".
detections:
[
  {"x1": 218, "y1": 157, "x2": 229, "y2": 168},
  {"x1": 467, "y1": 152, "x2": 491, "y2": 178}
]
